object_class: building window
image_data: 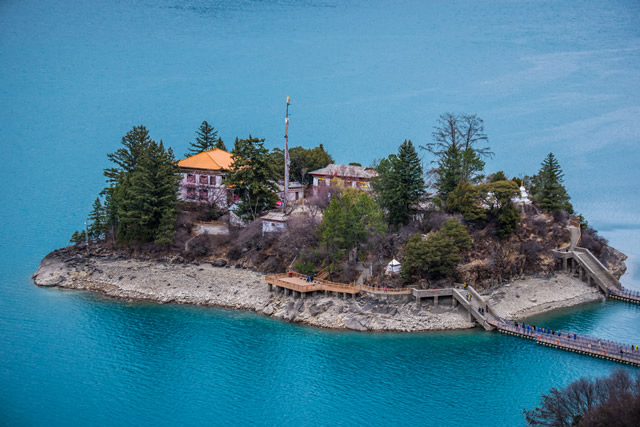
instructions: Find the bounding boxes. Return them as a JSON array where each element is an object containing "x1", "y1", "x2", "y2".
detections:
[
  {"x1": 199, "y1": 189, "x2": 208, "y2": 201},
  {"x1": 199, "y1": 175, "x2": 209, "y2": 185},
  {"x1": 186, "y1": 174, "x2": 195, "y2": 184},
  {"x1": 186, "y1": 188, "x2": 196, "y2": 199}
]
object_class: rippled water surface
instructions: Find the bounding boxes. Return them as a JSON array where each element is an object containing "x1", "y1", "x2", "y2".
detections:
[{"x1": 1, "y1": 0, "x2": 639, "y2": 425}]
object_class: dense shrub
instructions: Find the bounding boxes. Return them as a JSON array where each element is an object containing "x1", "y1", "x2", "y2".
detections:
[
  {"x1": 520, "y1": 239, "x2": 543, "y2": 259},
  {"x1": 338, "y1": 262, "x2": 360, "y2": 283},
  {"x1": 294, "y1": 261, "x2": 317, "y2": 276},
  {"x1": 520, "y1": 240, "x2": 543, "y2": 271},
  {"x1": 226, "y1": 245, "x2": 242, "y2": 261},
  {"x1": 440, "y1": 218, "x2": 472, "y2": 250},
  {"x1": 580, "y1": 227, "x2": 608, "y2": 258},
  {"x1": 552, "y1": 210, "x2": 569, "y2": 225},
  {"x1": 187, "y1": 234, "x2": 211, "y2": 257},
  {"x1": 276, "y1": 216, "x2": 320, "y2": 263},
  {"x1": 401, "y1": 232, "x2": 460, "y2": 281},
  {"x1": 422, "y1": 211, "x2": 457, "y2": 233}
]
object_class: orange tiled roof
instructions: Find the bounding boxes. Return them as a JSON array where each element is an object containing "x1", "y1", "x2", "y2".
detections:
[{"x1": 178, "y1": 148, "x2": 233, "y2": 171}]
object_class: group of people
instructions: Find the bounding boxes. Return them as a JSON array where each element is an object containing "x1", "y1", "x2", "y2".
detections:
[
  {"x1": 305, "y1": 274, "x2": 315, "y2": 282},
  {"x1": 514, "y1": 322, "x2": 577, "y2": 340}
]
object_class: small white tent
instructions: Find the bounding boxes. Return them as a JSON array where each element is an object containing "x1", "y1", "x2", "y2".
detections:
[{"x1": 385, "y1": 258, "x2": 401, "y2": 274}]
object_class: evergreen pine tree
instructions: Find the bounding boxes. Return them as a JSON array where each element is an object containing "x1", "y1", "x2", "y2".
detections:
[
  {"x1": 69, "y1": 230, "x2": 86, "y2": 245},
  {"x1": 100, "y1": 125, "x2": 154, "y2": 241},
  {"x1": 214, "y1": 137, "x2": 227, "y2": 151},
  {"x1": 373, "y1": 140, "x2": 424, "y2": 226},
  {"x1": 104, "y1": 125, "x2": 153, "y2": 183},
  {"x1": 319, "y1": 189, "x2": 385, "y2": 269},
  {"x1": 186, "y1": 121, "x2": 219, "y2": 156},
  {"x1": 88, "y1": 197, "x2": 106, "y2": 239},
  {"x1": 435, "y1": 144, "x2": 463, "y2": 200},
  {"x1": 532, "y1": 153, "x2": 573, "y2": 213},
  {"x1": 446, "y1": 181, "x2": 486, "y2": 223},
  {"x1": 118, "y1": 141, "x2": 180, "y2": 243},
  {"x1": 225, "y1": 136, "x2": 280, "y2": 220}
]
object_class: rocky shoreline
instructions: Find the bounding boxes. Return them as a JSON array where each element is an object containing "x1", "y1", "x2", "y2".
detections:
[{"x1": 32, "y1": 248, "x2": 608, "y2": 332}]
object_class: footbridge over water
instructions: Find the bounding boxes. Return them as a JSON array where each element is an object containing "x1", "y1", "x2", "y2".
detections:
[
  {"x1": 552, "y1": 222, "x2": 640, "y2": 304},
  {"x1": 264, "y1": 220, "x2": 640, "y2": 367},
  {"x1": 413, "y1": 286, "x2": 497, "y2": 331},
  {"x1": 494, "y1": 321, "x2": 640, "y2": 367}
]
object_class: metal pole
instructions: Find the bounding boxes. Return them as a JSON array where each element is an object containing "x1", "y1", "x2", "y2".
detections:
[{"x1": 283, "y1": 95, "x2": 290, "y2": 212}]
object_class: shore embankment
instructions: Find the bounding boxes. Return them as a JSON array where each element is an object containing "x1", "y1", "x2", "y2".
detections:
[{"x1": 32, "y1": 249, "x2": 605, "y2": 332}]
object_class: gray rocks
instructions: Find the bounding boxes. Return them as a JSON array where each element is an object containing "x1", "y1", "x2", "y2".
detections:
[
  {"x1": 31, "y1": 254, "x2": 68, "y2": 286},
  {"x1": 344, "y1": 315, "x2": 368, "y2": 331},
  {"x1": 33, "y1": 251, "x2": 477, "y2": 332},
  {"x1": 308, "y1": 300, "x2": 333, "y2": 316}
]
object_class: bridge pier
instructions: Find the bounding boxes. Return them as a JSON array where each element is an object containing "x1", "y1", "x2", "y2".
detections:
[
  {"x1": 563, "y1": 257, "x2": 568, "y2": 273},
  {"x1": 579, "y1": 267, "x2": 584, "y2": 282},
  {"x1": 434, "y1": 296, "x2": 439, "y2": 307},
  {"x1": 268, "y1": 283, "x2": 273, "y2": 292},
  {"x1": 452, "y1": 297, "x2": 458, "y2": 308},
  {"x1": 324, "y1": 290, "x2": 328, "y2": 297}
]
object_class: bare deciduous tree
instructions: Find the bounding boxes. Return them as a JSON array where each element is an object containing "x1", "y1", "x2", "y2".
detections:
[{"x1": 525, "y1": 369, "x2": 640, "y2": 426}]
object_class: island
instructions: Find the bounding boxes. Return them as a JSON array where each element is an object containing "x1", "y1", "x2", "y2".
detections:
[{"x1": 33, "y1": 116, "x2": 629, "y2": 332}]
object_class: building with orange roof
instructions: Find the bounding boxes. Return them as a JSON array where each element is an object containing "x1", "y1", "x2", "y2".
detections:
[{"x1": 177, "y1": 148, "x2": 233, "y2": 205}]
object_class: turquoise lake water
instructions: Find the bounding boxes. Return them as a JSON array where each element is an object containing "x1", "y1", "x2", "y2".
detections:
[{"x1": 1, "y1": 1, "x2": 640, "y2": 425}]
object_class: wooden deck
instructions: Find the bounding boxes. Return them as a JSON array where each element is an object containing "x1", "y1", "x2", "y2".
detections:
[
  {"x1": 266, "y1": 266, "x2": 640, "y2": 368},
  {"x1": 265, "y1": 272, "x2": 411, "y2": 296}
]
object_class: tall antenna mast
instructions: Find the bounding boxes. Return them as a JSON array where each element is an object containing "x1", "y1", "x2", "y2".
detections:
[{"x1": 283, "y1": 95, "x2": 290, "y2": 212}]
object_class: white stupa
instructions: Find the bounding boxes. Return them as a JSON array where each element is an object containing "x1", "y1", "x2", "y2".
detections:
[{"x1": 385, "y1": 259, "x2": 401, "y2": 275}]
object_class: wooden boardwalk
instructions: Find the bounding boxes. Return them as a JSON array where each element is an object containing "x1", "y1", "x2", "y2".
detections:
[
  {"x1": 265, "y1": 272, "x2": 412, "y2": 298},
  {"x1": 266, "y1": 222, "x2": 640, "y2": 368}
]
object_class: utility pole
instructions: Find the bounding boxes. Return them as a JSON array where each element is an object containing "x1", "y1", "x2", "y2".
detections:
[{"x1": 283, "y1": 95, "x2": 290, "y2": 213}]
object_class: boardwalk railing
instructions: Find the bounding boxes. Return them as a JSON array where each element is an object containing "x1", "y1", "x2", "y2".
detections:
[
  {"x1": 552, "y1": 222, "x2": 640, "y2": 304},
  {"x1": 359, "y1": 284, "x2": 412, "y2": 294},
  {"x1": 266, "y1": 272, "x2": 411, "y2": 295},
  {"x1": 498, "y1": 321, "x2": 640, "y2": 367}
]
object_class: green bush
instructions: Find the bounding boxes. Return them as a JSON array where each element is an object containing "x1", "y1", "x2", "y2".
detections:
[
  {"x1": 401, "y1": 232, "x2": 461, "y2": 281},
  {"x1": 294, "y1": 261, "x2": 317, "y2": 276},
  {"x1": 440, "y1": 218, "x2": 472, "y2": 250}
]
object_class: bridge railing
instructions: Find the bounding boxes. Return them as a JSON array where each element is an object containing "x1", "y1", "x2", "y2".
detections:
[
  {"x1": 275, "y1": 271, "x2": 355, "y2": 290},
  {"x1": 574, "y1": 247, "x2": 622, "y2": 289},
  {"x1": 498, "y1": 322, "x2": 640, "y2": 364},
  {"x1": 359, "y1": 284, "x2": 412, "y2": 294}
]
